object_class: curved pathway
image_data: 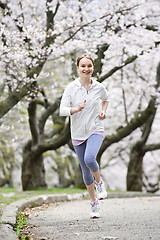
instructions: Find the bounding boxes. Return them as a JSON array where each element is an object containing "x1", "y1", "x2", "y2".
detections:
[{"x1": 26, "y1": 196, "x2": 160, "y2": 240}]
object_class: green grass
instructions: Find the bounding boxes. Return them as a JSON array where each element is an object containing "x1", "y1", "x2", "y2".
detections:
[
  {"x1": 0, "y1": 186, "x2": 87, "y2": 206},
  {"x1": 0, "y1": 186, "x2": 87, "y2": 238},
  {"x1": 0, "y1": 186, "x2": 88, "y2": 217},
  {"x1": 1, "y1": 186, "x2": 135, "y2": 218},
  {"x1": 0, "y1": 186, "x2": 127, "y2": 207},
  {"x1": 0, "y1": 186, "x2": 146, "y2": 239}
]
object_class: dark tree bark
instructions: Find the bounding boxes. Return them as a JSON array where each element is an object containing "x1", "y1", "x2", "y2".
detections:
[
  {"x1": 22, "y1": 126, "x2": 71, "y2": 190},
  {"x1": 97, "y1": 98, "x2": 156, "y2": 163},
  {"x1": 21, "y1": 93, "x2": 71, "y2": 190},
  {"x1": 127, "y1": 143, "x2": 145, "y2": 191},
  {"x1": 0, "y1": 141, "x2": 15, "y2": 187},
  {"x1": 67, "y1": 139, "x2": 86, "y2": 188},
  {"x1": 74, "y1": 165, "x2": 86, "y2": 189},
  {"x1": 22, "y1": 141, "x2": 47, "y2": 190},
  {"x1": 127, "y1": 62, "x2": 160, "y2": 191},
  {"x1": 21, "y1": 57, "x2": 160, "y2": 191},
  {"x1": 1, "y1": 1, "x2": 160, "y2": 191},
  {"x1": 127, "y1": 113, "x2": 155, "y2": 191},
  {"x1": 93, "y1": 44, "x2": 109, "y2": 77}
]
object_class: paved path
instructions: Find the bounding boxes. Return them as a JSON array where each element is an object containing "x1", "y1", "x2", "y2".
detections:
[{"x1": 26, "y1": 196, "x2": 160, "y2": 240}]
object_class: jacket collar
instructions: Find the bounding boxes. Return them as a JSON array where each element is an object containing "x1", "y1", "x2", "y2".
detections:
[{"x1": 74, "y1": 77, "x2": 96, "y2": 88}]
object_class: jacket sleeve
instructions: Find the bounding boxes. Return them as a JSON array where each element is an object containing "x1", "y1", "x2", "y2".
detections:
[
  {"x1": 60, "y1": 85, "x2": 72, "y2": 116},
  {"x1": 100, "y1": 84, "x2": 109, "y2": 102}
]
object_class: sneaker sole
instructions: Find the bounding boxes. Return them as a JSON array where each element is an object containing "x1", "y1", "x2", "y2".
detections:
[
  {"x1": 90, "y1": 215, "x2": 100, "y2": 219},
  {"x1": 98, "y1": 196, "x2": 107, "y2": 200},
  {"x1": 90, "y1": 211, "x2": 100, "y2": 219},
  {"x1": 97, "y1": 192, "x2": 107, "y2": 200}
]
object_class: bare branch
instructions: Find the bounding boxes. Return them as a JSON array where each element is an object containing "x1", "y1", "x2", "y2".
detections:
[
  {"x1": 63, "y1": 4, "x2": 141, "y2": 43},
  {"x1": 0, "y1": 1, "x2": 7, "y2": 9},
  {"x1": 141, "y1": 113, "x2": 156, "y2": 144},
  {"x1": 99, "y1": 43, "x2": 160, "y2": 82},
  {"x1": 93, "y1": 44, "x2": 110, "y2": 77},
  {"x1": 38, "y1": 97, "x2": 61, "y2": 134},
  {"x1": 121, "y1": 48, "x2": 128, "y2": 123},
  {"x1": 28, "y1": 100, "x2": 39, "y2": 146},
  {"x1": 143, "y1": 143, "x2": 160, "y2": 153},
  {"x1": 0, "y1": 84, "x2": 30, "y2": 119},
  {"x1": 46, "y1": 0, "x2": 60, "y2": 31},
  {"x1": 155, "y1": 62, "x2": 160, "y2": 89},
  {"x1": 99, "y1": 55, "x2": 137, "y2": 82},
  {"x1": 97, "y1": 99, "x2": 156, "y2": 161},
  {"x1": 38, "y1": 120, "x2": 70, "y2": 153}
]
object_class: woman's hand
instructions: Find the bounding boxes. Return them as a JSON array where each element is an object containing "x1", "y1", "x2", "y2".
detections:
[
  {"x1": 77, "y1": 100, "x2": 86, "y2": 112},
  {"x1": 99, "y1": 101, "x2": 108, "y2": 119},
  {"x1": 99, "y1": 111, "x2": 106, "y2": 120},
  {"x1": 70, "y1": 100, "x2": 86, "y2": 115}
]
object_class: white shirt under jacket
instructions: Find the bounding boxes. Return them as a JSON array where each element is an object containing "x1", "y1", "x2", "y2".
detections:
[{"x1": 60, "y1": 77, "x2": 109, "y2": 140}]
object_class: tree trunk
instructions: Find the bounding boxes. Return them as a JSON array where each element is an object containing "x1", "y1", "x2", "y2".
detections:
[
  {"x1": 22, "y1": 141, "x2": 47, "y2": 190},
  {"x1": 74, "y1": 165, "x2": 85, "y2": 189},
  {"x1": 127, "y1": 143, "x2": 144, "y2": 191}
]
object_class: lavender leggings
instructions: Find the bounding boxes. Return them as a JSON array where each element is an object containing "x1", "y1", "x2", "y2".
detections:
[{"x1": 74, "y1": 134, "x2": 103, "y2": 185}]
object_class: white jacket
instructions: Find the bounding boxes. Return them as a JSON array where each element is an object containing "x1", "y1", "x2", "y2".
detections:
[{"x1": 60, "y1": 78, "x2": 109, "y2": 140}]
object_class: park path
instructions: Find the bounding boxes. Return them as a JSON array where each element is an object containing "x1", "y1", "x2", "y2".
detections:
[{"x1": 25, "y1": 196, "x2": 160, "y2": 240}]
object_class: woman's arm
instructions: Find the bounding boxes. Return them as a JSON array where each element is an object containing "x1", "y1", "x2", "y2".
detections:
[
  {"x1": 60, "y1": 85, "x2": 72, "y2": 116},
  {"x1": 99, "y1": 101, "x2": 109, "y2": 119},
  {"x1": 70, "y1": 100, "x2": 86, "y2": 115}
]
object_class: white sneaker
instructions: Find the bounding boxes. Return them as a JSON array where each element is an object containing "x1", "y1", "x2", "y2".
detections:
[
  {"x1": 90, "y1": 200, "x2": 100, "y2": 219},
  {"x1": 95, "y1": 180, "x2": 107, "y2": 200}
]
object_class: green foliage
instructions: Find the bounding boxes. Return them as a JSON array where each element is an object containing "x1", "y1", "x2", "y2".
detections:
[
  {"x1": 16, "y1": 212, "x2": 31, "y2": 239},
  {"x1": 0, "y1": 186, "x2": 87, "y2": 206},
  {"x1": 32, "y1": 201, "x2": 37, "y2": 208},
  {"x1": 0, "y1": 186, "x2": 88, "y2": 225},
  {"x1": 0, "y1": 141, "x2": 16, "y2": 186}
]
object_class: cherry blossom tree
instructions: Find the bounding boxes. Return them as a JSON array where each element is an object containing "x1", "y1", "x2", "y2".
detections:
[
  {"x1": 0, "y1": 0, "x2": 160, "y2": 190},
  {"x1": 1, "y1": 0, "x2": 159, "y2": 119}
]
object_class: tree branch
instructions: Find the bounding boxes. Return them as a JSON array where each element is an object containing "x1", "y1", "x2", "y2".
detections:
[
  {"x1": 46, "y1": 0, "x2": 60, "y2": 31},
  {"x1": 97, "y1": 98, "x2": 156, "y2": 161},
  {"x1": 38, "y1": 120, "x2": 70, "y2": 154},
  {"x1": 93, "y1": 44, "x2": 110, "y2": 77},
  {"x1": 99, "y1": 42, "x2": 160, "y2": 83},
  {"x1": 140, "y1": 61, "x2": 160, "y2": 150},
  {"x1": 141, "y1": 112, "x2": 156, "y2": 144},
  {"x1": 28, "y1": 100, "x2": 39, "y2": 146},
  {"x1": 0, "y1": 2, "x2": 159, "y2": 120},
  {"x1": 155, "y1": 62, "x2": 160, "y2": 89},
  {"x1": 99, "y1": 56, "x2": 137, "y2": 82},
  {"x1": 38, "y1": 97, "x2": 61, "y2": 134},
  {"x1": 63, "y1": 4, "x2": 140, "y2": 43},
  {"x1": 44, "y1": 122, "x2": 64, "y2": 139},
  {"x1": 143, "y1": 143, "x2": 160, "y2": 153},
  {"x1": 0, "y1": 1, "x2": 7, "y2": 9},
  {"x1": 98, "y1": 61, "x2": 160, "y2": 161},
  {"x1": 0, "y1": 83, "x2": 31, "y2": 119},
  {"x1": 121, "y1": 48, "x2": 128, "y2": 123}
]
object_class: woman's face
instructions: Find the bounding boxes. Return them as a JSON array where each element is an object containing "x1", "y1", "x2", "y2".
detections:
[{"x1": 77, "y1": 57, "x2": 94, "y2": 79}]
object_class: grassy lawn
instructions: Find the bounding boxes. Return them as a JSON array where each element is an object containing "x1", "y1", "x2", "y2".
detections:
[
  {"x1": 0, "y1": 187, "x2": 90, "y2": 239},
  {"x1": 0, "y1": 186, "x2": 127, "y2": 218},
  {"x1": 0, "y1": 186, "x2": 87, "y2": 217}
]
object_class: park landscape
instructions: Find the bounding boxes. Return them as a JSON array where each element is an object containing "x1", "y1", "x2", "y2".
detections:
[{"x1": 0, "y1": 0, "x2": 160, "y2": 239}]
